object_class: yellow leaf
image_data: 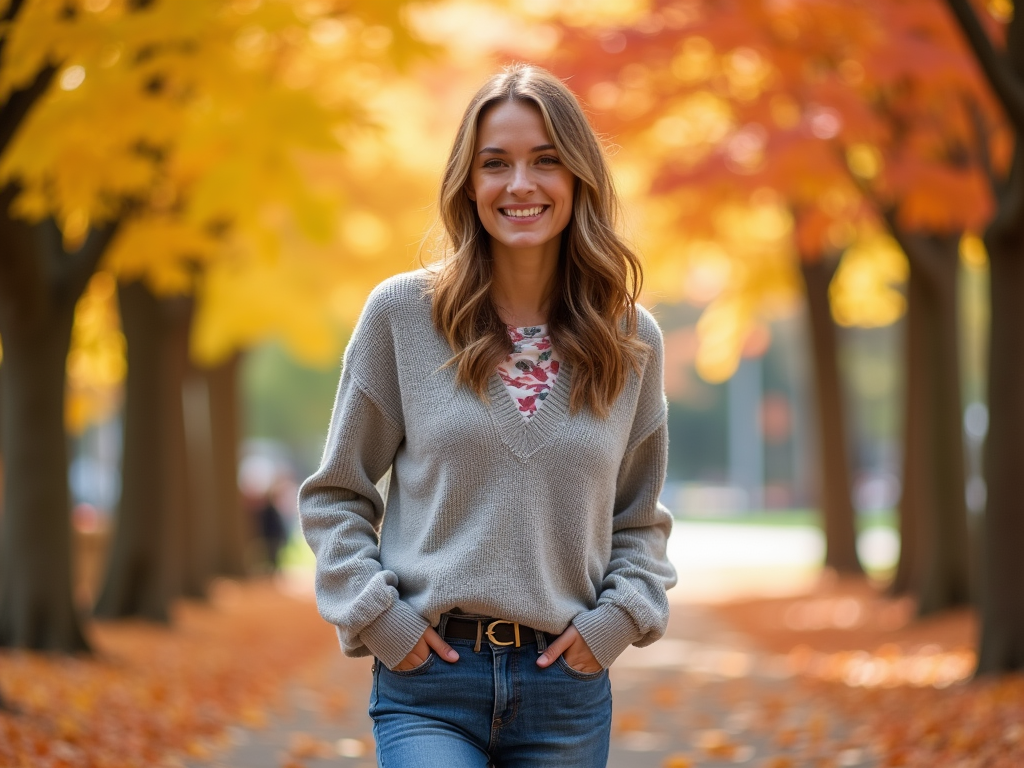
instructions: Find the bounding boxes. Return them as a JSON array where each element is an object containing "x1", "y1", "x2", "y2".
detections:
[{"x1": 830, "y1": 233, "x2": 908, "y2": 328}]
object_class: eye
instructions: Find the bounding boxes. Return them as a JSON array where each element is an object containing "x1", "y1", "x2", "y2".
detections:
[
  {"x1": 537, "y1": 155, "x2": 561, "y2": 165},
  {"x1": 482, "y1": 158, "x2": 506, "y2": 169}
]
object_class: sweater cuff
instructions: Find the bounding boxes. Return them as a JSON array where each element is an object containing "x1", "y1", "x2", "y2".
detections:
[
  {"x1": 572, "y1": 603, "x2": 640, "y2": 669},
  {"x1": 359, "y1": 599, "x2": 430, "y2": 670}
]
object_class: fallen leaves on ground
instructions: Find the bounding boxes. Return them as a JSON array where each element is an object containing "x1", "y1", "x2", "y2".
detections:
[
  {"x1": 692, "y1": 577, "x2": 1024, "y2": 767},
  {"x1": 0, "y1": 579, "x2": 337, "y2": 768}
]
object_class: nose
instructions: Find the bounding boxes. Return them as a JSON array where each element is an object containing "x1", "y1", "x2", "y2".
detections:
[{"x1": 506, "y1": 162, "x2": 536, "y2": 196}]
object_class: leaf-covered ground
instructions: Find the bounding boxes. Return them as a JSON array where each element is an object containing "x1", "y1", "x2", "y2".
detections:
[
  {"x1": 3, "y1": 575, "x2": 1023, "y2": 767},
  {"x1": 0, "y1": 580, "x2": 338, "y2": 768}
]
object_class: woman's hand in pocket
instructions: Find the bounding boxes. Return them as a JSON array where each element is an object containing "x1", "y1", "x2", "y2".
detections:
[
  {"x1": 536, "y1": 624, "x2": 602, "y2": 674},
  {"x1": 394, "y1": 626, "x2": 459, "y2": 671}
]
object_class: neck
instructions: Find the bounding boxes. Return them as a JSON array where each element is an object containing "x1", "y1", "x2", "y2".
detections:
[{"x1": 489, "y1": 239, "x2": 560, "y2": 327}]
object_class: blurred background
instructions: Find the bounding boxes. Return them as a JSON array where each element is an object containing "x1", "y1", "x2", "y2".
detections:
[{"x1": 1, "y1": 0, "x2": 1020, "y2": 682}]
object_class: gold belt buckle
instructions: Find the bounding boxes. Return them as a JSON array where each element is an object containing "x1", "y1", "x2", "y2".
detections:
[{"x1": 486, "y1": 619, "x2": 521, "y2": 647}]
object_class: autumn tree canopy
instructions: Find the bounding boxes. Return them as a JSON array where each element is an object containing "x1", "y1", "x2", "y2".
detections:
[{"x1": 0, "y1": 0, "x2": 440, "y2": 650}]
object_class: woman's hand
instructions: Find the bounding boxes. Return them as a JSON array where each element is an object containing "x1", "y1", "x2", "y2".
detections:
[
  {"x1": 536, "y1": 624, "x2": 602, "y2": 674},
  {"x1": 394, "y1": 626, "x2": 459, "y2": 671}
]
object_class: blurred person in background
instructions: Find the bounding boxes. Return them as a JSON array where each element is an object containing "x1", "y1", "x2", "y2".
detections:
[
  {"x1": 299, "y1": 63, "x2": 676, "y2": 767},
  {"x1": 255, "y1": 488, "x2": 287, "y2": 572}
]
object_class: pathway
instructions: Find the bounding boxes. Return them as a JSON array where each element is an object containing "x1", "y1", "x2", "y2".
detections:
[{"x1": 190, "y1": 523, "x2": 882, "y2": 767}]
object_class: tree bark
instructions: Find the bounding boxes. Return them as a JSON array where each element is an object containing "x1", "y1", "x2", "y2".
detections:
[
  {"x1": 167, "y1": 297, "x2": 213, "y2": 600},
  {"x1": 889, "y1": 230, "x2": 971, "y2": 614},
  {"x1": 976, "y1": 148, "x2": 1024, "y2": 673},
  {"x1": 0, "y1": 310, "x2": 87, "y2": 650},
  {"x1": 95, "y1": 282, "x2": 179, "y2": 619},
  {"x1": 799, "y1": 258, "x2": 864, "y2": 575},
  {"x1": 0, "y1": 190, "x2": 112, "y2": 651},
  {"x1": 93, "y1": 283, "x2": 215, "y2": 617},
  {"x1": 203, "y1": 353, "x2": 248, "y2": 577},
  {"x1": 890, "y1": 265, "x2": 926, "y2": 596}
]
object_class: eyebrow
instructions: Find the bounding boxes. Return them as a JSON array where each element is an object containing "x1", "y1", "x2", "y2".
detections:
[{"x1": 478, "y1": 144, "x2": 557, "y2": 155}]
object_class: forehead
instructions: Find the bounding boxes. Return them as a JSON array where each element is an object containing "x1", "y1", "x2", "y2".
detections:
[{"x1": 475, "y1": 100, "x2": 552, "y2": 147}]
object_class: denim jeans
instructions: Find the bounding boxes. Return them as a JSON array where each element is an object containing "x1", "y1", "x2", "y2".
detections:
[{"x1": 369, "y1": 613, "x2": 613, "y2": 767}]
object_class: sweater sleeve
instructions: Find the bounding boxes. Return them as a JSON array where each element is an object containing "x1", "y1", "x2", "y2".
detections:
[
  {"x1": 298, "y1": 284, "x2": 430, "y2": 670},
  {"x1": 572, "y1": 315, "x2": 678, "y2": 669}
]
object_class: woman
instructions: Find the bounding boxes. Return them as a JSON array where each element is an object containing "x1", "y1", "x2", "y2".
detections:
[{"x1": 299, "y1": 63, "x2": 676, "y2": 766}]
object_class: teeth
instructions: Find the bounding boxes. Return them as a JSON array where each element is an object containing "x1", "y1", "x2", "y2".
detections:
[{"x1": 502, "y1": 206, "x2": 544, "y2": 218}]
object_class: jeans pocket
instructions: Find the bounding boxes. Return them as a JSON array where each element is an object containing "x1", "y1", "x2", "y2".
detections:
[
  {"x1": 385, "y1": 651, "x2": 437, "y2": 677},
  {"x1": 555, "y1": 655, "x2": 606, "y2": 681}
]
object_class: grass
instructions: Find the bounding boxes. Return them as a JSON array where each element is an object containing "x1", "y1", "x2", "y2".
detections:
[{"x1": 674, "y1": 508, "x2": 897, "y2": 531}]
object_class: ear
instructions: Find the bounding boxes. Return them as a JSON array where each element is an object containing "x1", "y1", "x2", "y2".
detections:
[{"x1": 465, "y1": 182, "x2": 476, "y2": 202}]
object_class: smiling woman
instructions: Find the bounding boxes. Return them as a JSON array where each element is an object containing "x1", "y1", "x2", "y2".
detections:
[
  {"x1": 299, "y1": 63, "x2": 676, "y2": 768},
  {"x1": 432, "y1": 63, "x2": 651, "y2": 417},
  {"x1": 465, "y1": 101, "x2": 575, "y2": 267}
]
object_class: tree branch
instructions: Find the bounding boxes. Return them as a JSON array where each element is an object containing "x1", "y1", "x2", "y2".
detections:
[
  {"x1": 0, "y1": 1, "x2": 57, "y2": 157},
  {"x1": 963, "y1": 93, "x2": 1003, "y2": 198},
  {"x1": 66, "y1": 221, "x2": 120, "y2": 295},
  {"x1": 830, "y1": 140, "x2": 895, "y2": 224},
  {"x1": 944, "y1": 0, "x2": 1024, "y2": 134},
  {"x1": 36, "y1": 217, "x2": 121, "y2": 303},
  {"x1": 0, "y1": 184, "x2": 44, "y2": 311},
  {"x1": 828, "y1": 141, "x2": 955, "y2": 286}
]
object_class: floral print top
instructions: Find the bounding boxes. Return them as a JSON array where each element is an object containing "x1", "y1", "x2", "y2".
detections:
[{"x1": 497, "y1": 324, "x2": 561, "y2": 420}]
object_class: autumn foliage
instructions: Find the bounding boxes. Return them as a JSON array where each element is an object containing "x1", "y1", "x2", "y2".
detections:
[
  {"x1": 6, "y1": 0, "x2": 1024, "y2": 761},
  {"x1": 0, "y1": 581, "x2": 337, "y2": 767},
  {"x1": 539, "y1": 0, "x2": 1005, "y2": 377}
]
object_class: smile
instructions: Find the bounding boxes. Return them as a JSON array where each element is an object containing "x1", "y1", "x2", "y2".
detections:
[{"x1": 500, "y1": 206, "x2": 547, "y2": 218}]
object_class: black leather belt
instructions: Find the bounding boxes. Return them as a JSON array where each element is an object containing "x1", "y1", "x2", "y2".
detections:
[{"x1": 441, "y1": 616, "x2": 539, "y2": 652}]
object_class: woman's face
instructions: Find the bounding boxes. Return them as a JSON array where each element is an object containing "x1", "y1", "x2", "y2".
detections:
[{"x1": 465, "y1": 99, "x2": 575, "y2": 261}]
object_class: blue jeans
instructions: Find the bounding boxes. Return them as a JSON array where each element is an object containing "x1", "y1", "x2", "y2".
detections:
[{"x1": 369, "y1": 613, "x2": 613, "y2": 767}]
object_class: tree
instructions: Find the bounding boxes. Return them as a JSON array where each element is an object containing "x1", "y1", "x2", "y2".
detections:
[
  {"x1": 93, "y1": 283, "x2": 192, "y2": 620},
  {"x1": 799, "y1": 249, "x2": 863, "y2": 574},
  {"x1": 0, "y1": 206, "x2": 114, "y2": 650},
  {"x1": 0, "y1": 0, "x2": 82, "y2": 650},
  {"x1": 0, "y1": 0, "x2": 430, "y2": 646},
  {"x1": 539, "y1": 1, "x2": 875, "y2": 573},
  {"x1": 541, "y1": 0, "x2": 996, "y2": 599},
  {"x1": 943, "y1": 0, "x2": 1024, "y2": 673}
]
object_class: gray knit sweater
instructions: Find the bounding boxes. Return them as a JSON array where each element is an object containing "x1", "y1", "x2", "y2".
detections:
[{"x1": 298, "y1": 270, "x2": 677, "y2": 671}]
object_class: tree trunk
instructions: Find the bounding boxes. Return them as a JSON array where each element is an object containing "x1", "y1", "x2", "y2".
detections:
[
  {"x1": 94, "y1": 282, "x2": 181, "y2": 619},
  {"x1": 976, "y1": 156, "x2": 1024, "y2": 673},
  {"x1": 799, "y1": 258, "x2": 864, "y2": 575},
  {"x1": 168, "y1": 297, "x2": 213, "y2": 599},
  {"x1": 0, "y1": 190, "x2": 110, "y2": 651},
  {"x1": 0, "y1": 310, "x2": 88, "y2": 650},
  {"x1": 94, "y1": 283, "x2": 217, "y2": 617},
  {"x1": 891, "y1": 267, "x2": 926, "y2": 596},
  {"x1": 890, "y1": 231, "x2": 971, "y2": 614},
  {"x1": 203, "y1": 353, "x2": 248, "y2": 577},
  {"x1": 95, "y1": 280, "x2": 229, "y2": 618},
  {"x1": 0, "y1": 2, "x2": 99, "y2": 653}
]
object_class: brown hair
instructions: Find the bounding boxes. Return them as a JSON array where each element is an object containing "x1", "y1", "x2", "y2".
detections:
[{"x1": 428, "y1": 62, "x2": 646, "y2": 417}]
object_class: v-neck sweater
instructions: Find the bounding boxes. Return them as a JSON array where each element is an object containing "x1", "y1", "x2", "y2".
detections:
[{"x1": 298, "y1": 270, "x2": 677, "y2": 671}]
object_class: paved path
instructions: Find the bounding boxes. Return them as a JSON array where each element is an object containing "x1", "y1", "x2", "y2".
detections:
[
  {"x1": 189, "y1": 600, "x2": 877, "y2": 768},
  {"x1": 189, "y1": 524, "x2": 894, "y2": 767}
]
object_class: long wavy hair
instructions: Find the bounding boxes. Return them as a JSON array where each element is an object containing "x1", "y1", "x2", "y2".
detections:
[{"x1": 428, "y1": 63, "x2": 647, "y2": 417}]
